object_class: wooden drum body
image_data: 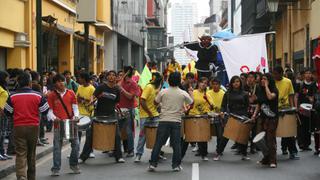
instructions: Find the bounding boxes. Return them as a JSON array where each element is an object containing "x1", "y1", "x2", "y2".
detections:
[
  {"x1": 145, "y1": 124, "x2": 158, "y2": 149},
  {"x1": 223, "y1": 117, "x2": 252, "y2": 145},
  {"x1": 276, "y1": 113, "x2": 297, "y2": 137},
  {"x1": 183, "y1": 116, "x2": 211, "y2": 142},
  {"x1": 92, "y1": 117, "x2": 117, "y2": 151}
]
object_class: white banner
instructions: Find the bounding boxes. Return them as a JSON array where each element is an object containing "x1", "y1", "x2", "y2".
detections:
[{"x1": 217, "y1": 33, "x2": 269, "y2": 78}]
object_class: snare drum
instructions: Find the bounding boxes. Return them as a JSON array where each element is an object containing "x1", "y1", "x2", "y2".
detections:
[
  {"x1": 92, "y1": 116, "x2": 117, "y2": 151},
  {"x1": 145, "y1": 124, "x2": 158, "y2": 149},
  {"x1": 119, "y1": 108, "x2": 131, "y2": 140},
  {"x1": 208, "y1": 112, "x2": 220, "y2": 137},
  {"x1": 183, "y1": 115, "x2": 211, "y2": 142},
  {"x1": 77, "y1": 115, "x2": 91, "y2": 131},
  {"x1": 223, "y1": 116, "x2": 252, "y2": 145},
  {"x1": 299, "y1": 103, "x2": 313, "y2": 118},
  {"x1": 64, "y1": 119, "x2": 78, "y2": 140},
  {"x1": 276, "y1": 108, "x2": 297, "y2": 137}
]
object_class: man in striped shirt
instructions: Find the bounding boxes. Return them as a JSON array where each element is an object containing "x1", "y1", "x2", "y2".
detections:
[{"x1": 4, "y1": 72, "x2": 49, "y2": 180}]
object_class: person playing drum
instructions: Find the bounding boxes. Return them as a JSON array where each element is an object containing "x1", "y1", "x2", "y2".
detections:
[
  {"x1": 273, "y1": 66, "x2": 300, "y2": 160},
  {"x1": 79, "y1": 71, "x2": 125, "y2": 163},
  {"x1": 181, "y1": 77, "x2": 214, "y2": 161},
  {"x1": 213, "y1": 76, "x2": 251, "y2": 161},
  {"x1": 135, "y1": 72, "x2": 163, "y2": 162},
  {"x1": 207, "y1": 78, "x2": 225, "y2": 154},
  {"x1": 296, "y1": 68, "x2": 318, "y2": 151},
  {"x1": 256, "y1": 73, "x2": 279, "y2": 168},
  {"x1": 77, "y1": 72, "x2": 96, "y2": 158},
  {"x1": 148, "y1": 72, "x2": 193, "y2": 172},
  {"x1": 47, "y1": 74, "x2": 81, "y2": 176}
]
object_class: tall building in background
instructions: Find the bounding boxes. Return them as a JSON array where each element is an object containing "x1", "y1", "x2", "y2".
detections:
[{"x1": 171, "y1": 0, "x2": 198, "y2": 65}]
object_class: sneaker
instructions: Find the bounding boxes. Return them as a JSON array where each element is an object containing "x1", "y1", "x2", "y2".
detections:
[
  {"x1": 70, "y1": 166, "x2": 81, "y2": 174},
  {"x1": 126, "y1": 152, "x2": 134, "y2": 158},
  {"x1": 202, "y1": 156, "x2": 209, "y2": 161},
  {"x1": 192, "y1": 146, "x2": 199, "y2": 152},
  {"x1": 303, "y1": 147, "x2": 312, "y2": 151},
  {"x1": 282, "y1": 150, "x2": 288, "y2": 155},
  {"x1": 37, "y1": 140, "x2": 45, "y2": 146},
  {"x1": 2, "y1": 154, "x2": 12, "y2": 160},
  {"x1": 0, "y1": 154, "x2": 6, "y2": 161},
  {"x1": 313, "y1": 151, "x2": 319, "y2": 156},
  {"x1": 289, "y1": 154, "x2": 300, "y2": 160},
  {"x1": 147, "y1": 165, "x2": 156, "y2": 172},
  {"x1": 67, "y1": 154, "x2": 70, "y2": 159},
  {"x1": 159, "y1": 154, "x2": 167, "y2": 160},
  {"x1": 173, "y1": 165, "x2": 183, "y2": 172},
  {"x1": 117, "y1": 158, "x2": 125, "y2": 163},
  {"x1": 134, "y1": 155, "x2": 142, "y2": 163},
  {"x1": 213, "y1": 154, "x2": 221, "y2": 161},
  {"x1": 241, "y1": 155, "x2": 250, "y2": 161},
  {"x1": 40, "y1": 139, "x2": 49, "y2": 145},
  {"x1": 78, "y1": 158, "x2": 85, "y2": 164},
  {"x1": 231, "y1": 143, "x2": 238, "y2": 150},
  {"x1": 269, "y1": 163, "x2": 277, "y2": 168},
  {"x1": 51, "y1": 170, "x2": 60, "y2": 176},
  {"x1": 257, "y1": 160, "x2": 269, "y2": 165},
  {"x1": 89, "y1": 153, "x2": 95, "y2": 158}
]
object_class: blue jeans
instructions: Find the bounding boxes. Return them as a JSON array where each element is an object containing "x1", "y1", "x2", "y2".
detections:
[
  {"x1": 118, "y1": 108, "x2": 135, "y2": 153},
  {"x1": 136, "y1": 117, "x2": 159, "y2": 155},
  {"x1": 51, "y1": 123, "x2": 79, "y2": 171},
  {"x1": 149, "y1": 122, "x2": 181, "y2": 168}
]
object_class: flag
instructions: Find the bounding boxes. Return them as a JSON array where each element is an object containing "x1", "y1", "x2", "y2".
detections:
[
  {"x1": 138, "y1": 64, "x2": 152, "y2": 89},
  {"x1": 217, "y1": 33, "x2": 269, "y2": 78}
]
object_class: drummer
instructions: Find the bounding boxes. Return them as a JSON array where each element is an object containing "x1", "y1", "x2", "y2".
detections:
[
  {"x1": 181, "y1": 77, "x2": 214, "y2": 161},
  {"x1": 135, "y1": 72, "x2": 162, "y2": 162},
  {"x1": 148, "y1": 72, "x2": 193, "y2": 171},
  {"x1": 79, "y1": 70, "x2": 125, "y2": 163},
  {"x1": 296, "y1": 68, "x2": 317, "y2": 151},
  {"x1": 213, "y1": 76, "x2": 251, "y2": 161},
  {"x1": 207, "y1": 78, "x2": 225, "y2": 153},
  {"x1": 77, "y1": 72, "x2": 96, "y2": 158},
  {"x1": 256, "y1": 73, "x2": 279, "y2": 168},
  {"x1": 272, "y1": 66, "x2": 299, "y2": 160}
]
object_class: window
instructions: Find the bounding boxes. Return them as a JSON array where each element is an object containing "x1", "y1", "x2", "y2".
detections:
[{"x1": 0, "y1": 48, "x2": 6, "y2": 71}]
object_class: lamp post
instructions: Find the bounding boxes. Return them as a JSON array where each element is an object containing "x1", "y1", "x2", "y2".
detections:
[{"x1": 267, "y1": 0, "x2": 279, "y2": 68}]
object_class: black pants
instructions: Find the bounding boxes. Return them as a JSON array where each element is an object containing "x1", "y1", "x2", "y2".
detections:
[
  {"x1": 217, "y1": 137, "x2": 248, "y2": 156},
  {"x1": 39, "y1": 115, "x2": 46, "y2": 139},
  {"x1": 181, "y1": 140, "x2": 207, "y2": 159},
  {"x1": 80, "y1": 124, "x2": 123, "y2": 161},
  {"x1": 297, "y1": 114, "x2": 311, "y2": 149},
  {"x1": 281, "y1": 137, "x2": 298, "y2": 154}
]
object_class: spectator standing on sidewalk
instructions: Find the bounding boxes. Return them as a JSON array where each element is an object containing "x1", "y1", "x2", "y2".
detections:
[{"x1": 4, "y1": 72, "x2": 49, "y2": 180}]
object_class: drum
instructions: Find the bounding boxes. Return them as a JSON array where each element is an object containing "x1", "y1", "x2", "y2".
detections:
[
  {"x1": 253, "y1": 131, "x2": 268, "y2": 157},
  {"x1": 119, "y1": 108, "x2": 131, "y2": 140},
  {"x1": 92, "y1": 116, "x2": 117, "y2": 151},
  {"x1": 77, "y1": 115, "x2": 91, "y2": 131},
  {"x1": 145, "y1": 124, "x2": 158, "y2": 149},
  {"x1": 223, "y1": 116, "x2": 252, "y2": 145},
  {"x1": 64, "y1": 119, "x2": 78, "y2": 140},
  {"x1": 208, "y1": 112, "x2": 220, "y2": 137},
  {"x1": 276, "y1": 108, "x2": 297, "y2": 137},
  {"x1": 183, "y1": 115, "x2": 211, "y2": 142},
  {"x1": 299, "y1": 103, "x2": 313, "y2": 118}
]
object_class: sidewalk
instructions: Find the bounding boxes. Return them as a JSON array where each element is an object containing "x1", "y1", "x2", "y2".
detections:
[{"x1": 0, "y1": 132, "x2": 60, "y2": 179}]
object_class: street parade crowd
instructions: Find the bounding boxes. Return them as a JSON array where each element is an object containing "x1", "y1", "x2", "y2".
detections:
[{"x1": 1, "y1": 35, "x2": 320, "y2": 180}]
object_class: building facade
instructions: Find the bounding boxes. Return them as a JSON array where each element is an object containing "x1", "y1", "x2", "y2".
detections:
[{"x1": 0, "y1": 0, "x2": 111, "y2": 75}]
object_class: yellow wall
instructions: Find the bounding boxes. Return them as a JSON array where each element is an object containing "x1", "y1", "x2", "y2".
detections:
[
  {"x1": 0, "y1": 0, "x2": 25, "y2": 33},
  {"x1": 310, "y1": 0, "x2": 320, "y2": 39},
  {"x1": 97, "y1": 0, "x2": 112, "y2": 26},
  {"x1": 0, "y1": 29, "x2": 14, "y2": 48}
]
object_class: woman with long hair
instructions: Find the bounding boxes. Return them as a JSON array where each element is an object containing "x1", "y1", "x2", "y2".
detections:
[
  {"x1": 213, "y1": 76, "x2": 251, "y2": 161},
  {"x1": 256, "y1": 73, "x2": 279, "y2": 168}
]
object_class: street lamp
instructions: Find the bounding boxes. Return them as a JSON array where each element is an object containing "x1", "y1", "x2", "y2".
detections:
[{"x1": 267, "y1": 0, "x2": 279, "y2": 68}]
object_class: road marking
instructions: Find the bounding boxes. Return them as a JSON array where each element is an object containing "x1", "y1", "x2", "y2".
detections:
[{"x1": 192, "y1": 163, "x2": 199, "y2": 180}]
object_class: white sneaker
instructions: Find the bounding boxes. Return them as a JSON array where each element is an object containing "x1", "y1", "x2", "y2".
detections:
[
  {"x1": 89, "y1": 153, "x2": 95, "y2": 158},
  {"x1": 117, "y1": 158, "x2": 125, "y2": 163},
  {"x1": 134, "y1": 155, "x2": 142, "y2": 163},
  {"x1": 148, "y1": 165, "x2": 156, "y2": 172},
  {"x1": 213, "y1": 154, "x2": 221, "y2": 161},
  {"x1": 173, "y1": 165, "x2": 183, "y2": 172},
  {"x1": 202, "y1": 156, "x2": 209, "y2": 161},
  {"x1": 192, "y1": 146, "x2": 199, "y2": 152},
  {"x1": 241, "y1": 156, "x2": 250, "y2": 161}
]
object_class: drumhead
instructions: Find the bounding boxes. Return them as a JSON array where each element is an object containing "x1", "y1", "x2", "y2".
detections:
[
  {"x1": 300, "y1": 103, "x2": 313, "y2": 111},
  {"x1": 77, "y1": 116, "x2": 91, "y2": 126},
  {"x1": 253, "y1": 131, "x2": 266, "y2": 143},
  {"x1": 93, "y1": 116, "x2": 117, "y2": 124},
  {"x1": 208, "y1": 112, "x2": 219, "y2": 118}
]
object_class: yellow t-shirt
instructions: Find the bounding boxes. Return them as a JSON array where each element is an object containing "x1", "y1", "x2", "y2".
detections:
[
  {"x1": 207, "y1": 89, "x2": 225, "y2": 112},
  {"x1": 76, "y1": 85, "x2": 95, "y2": 116},
  {"x1": 168, "y1": 62, "x2": 182, "y2": 74},
  {"x1": 140, "y1": 84, "x2": 159, "y2": 118},
  {"x1": 0, "y1": 86, "x2": 9, "y2": 109},
  {"x1": 189, "y1": 90, "x2": 214, "y2": 115},
  {"x1": 275, "y1": 77, "x2": 294, "y2": 108}
]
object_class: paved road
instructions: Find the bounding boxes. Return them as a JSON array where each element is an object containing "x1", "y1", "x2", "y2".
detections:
[{"x1": 5, "y1": 137, "x2": 320, "y2": 180}]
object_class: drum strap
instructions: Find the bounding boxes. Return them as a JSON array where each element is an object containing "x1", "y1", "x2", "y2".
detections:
[{"x1": 54, "y1": 90, "x2": 73, "y2": 119}]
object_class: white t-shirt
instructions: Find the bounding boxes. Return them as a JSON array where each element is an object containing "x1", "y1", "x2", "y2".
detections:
[{"x1": 155, "y1": 86, "x2": 193, "y2": 123}]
